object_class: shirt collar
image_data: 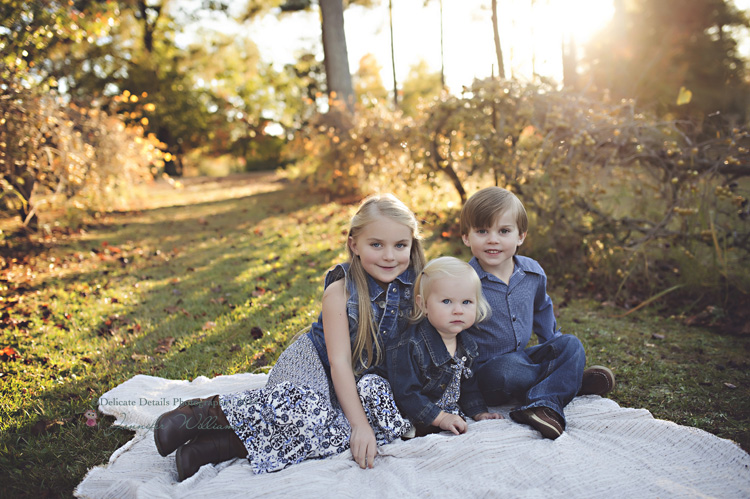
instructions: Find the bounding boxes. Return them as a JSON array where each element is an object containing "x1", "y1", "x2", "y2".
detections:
[
  {"x1": 468, "y1": 255, "x2": 536, "y2": 283},
  {"x1": 365, "y1": 267, "x2": 415, "y2": 299},
  {"x1": 417, "y1": 321, "x2": 479, "y2": 365}
]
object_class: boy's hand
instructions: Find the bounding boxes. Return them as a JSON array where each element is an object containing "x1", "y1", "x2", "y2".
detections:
[
  {"x1": 433, "y1": 411, "x2": 468, "y2": 435},
  {"x1": 473, "y1": 411, "x2": 504, "y2": 421}
]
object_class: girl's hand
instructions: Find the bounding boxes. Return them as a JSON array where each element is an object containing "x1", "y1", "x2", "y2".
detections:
[
  {"x1": 350, "y1": 422, "x2": 378, "y2": 469},
  {"x1": 474, "y1": 411, "x2": 504, "y2": 421},
  {"x1": 433, "y1": 411, "x2": 467, "y2": 435}
]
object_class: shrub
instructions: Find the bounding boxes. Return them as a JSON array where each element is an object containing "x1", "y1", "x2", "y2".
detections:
[
  {"x1": 1, "y1": 80, "x2": 159, "y2": 230},
  {"x1": 284, "y1": 79, "x2": 749, "y2": 320}
]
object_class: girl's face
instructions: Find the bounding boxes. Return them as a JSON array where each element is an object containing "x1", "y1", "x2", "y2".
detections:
[
  {"x1": 349, "y1": 215, "x2": 413, "y2": 287},
  {"x1": 418, "y1": 275, "x2": 477, "y2": 337}
]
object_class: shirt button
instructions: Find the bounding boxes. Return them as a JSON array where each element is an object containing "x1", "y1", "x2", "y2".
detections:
[{"x1": 512, "y1": 315, "x2": 517, "y2": 321}]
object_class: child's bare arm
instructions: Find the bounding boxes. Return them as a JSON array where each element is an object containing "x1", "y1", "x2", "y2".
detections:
[{"x1": 323, "y1": 280, "x2": 377, "y2": 469}]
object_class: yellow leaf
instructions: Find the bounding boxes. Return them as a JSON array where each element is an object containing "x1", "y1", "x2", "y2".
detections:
[{"x1": 676, "y1": 86, "x2": 692, "y2": 106}]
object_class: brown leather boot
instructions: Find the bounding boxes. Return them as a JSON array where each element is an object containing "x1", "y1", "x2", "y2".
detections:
[
  {"x1": 176, "y1": 430, "x2": 247, "y2": 481},
  {"x1": 154, "y1": 395, "x2": 230, "y2": 457}
]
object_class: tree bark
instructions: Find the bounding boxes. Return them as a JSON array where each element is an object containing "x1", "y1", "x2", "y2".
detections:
[
  {"x1": 319, "y1": 0, "x2": 355, "y2": 114},
  {"x1": 491, "y1": 0, "x2": 505, "y2": 79},
  {"x1": 389, "y1": 0, "x2": 398, "y2": 108},
  {"x1": 562, "y1": 35, "x2": 578, "y2": 89}
]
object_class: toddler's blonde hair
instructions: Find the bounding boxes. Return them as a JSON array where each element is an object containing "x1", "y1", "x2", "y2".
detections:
[{"x1": 411, "y1": 256, "x2": 490, "y2": 324}]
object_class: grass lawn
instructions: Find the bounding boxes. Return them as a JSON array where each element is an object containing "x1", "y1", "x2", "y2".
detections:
[{"x1": 1, "y1": 172, "x2": 748, "y2": 498}]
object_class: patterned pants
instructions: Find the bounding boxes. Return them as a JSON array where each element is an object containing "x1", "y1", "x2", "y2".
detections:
[{"x1": 220, "y1": 336, "x2": 410, "y2": 474}]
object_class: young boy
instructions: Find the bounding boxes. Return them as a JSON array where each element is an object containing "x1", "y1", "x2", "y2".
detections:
[{"x1": 459, "y1": 186, "x2": 615, "y2": 440}]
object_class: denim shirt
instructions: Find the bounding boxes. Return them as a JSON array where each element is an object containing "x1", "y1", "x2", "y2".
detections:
[
  {"x1": 307, "y1": 263, "x2": 415, "y2": 379},
  {"x1": 467, "y1": 255, "x2": 561, "y2": 368},
  {"x1": 386, "y1": 320, "x2": 488, "y2": 427}
]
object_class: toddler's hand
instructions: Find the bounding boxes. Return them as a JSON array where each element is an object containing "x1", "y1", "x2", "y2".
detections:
[
  {"x1": 433, "y1": 412, "x2": 467, "y2": 435},
  {"x1": 474, "y1": 411, "x2": 504, "y2": 421}
]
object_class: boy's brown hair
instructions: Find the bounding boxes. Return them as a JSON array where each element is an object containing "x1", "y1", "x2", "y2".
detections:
[{"x1": 459, "y1": 186, "x2": 528, "y2": 236}]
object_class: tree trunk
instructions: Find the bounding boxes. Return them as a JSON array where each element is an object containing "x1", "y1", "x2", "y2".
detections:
[
  {"x1": 319, "y1": 0, "x2": 354, "y2": 114},
  {"x1": 389, "y1": 0, "x2": 398, "y2": 108},
  {"x1": 562, "y1": 35, "x2": 578, "y2": 89},
  {"x1": 491, "y1": 0, "x2": 505, "y2": 79},
  {"x1": 439, "y1": 0, "x2": 446, "y2": 88}
]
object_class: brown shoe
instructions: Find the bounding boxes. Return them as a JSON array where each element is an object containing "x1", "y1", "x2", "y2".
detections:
[
  {"x1": 176, "y1": 430, "x2": 247, "y2": 481},
  {"x1": 154, "y1": 395, "x2": 229, "y2": 457},
  {"x1": 510, "y1": 407, "x2": 564, "y2": 440},
  {"x1": 579, "y1": 365, "x2": 616, "y2": 396}
]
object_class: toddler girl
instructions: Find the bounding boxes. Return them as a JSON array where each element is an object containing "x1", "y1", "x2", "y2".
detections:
[
  {"x1": 154, "y1": 194, "x2": 426, "y2": 479},
  {"x1": 386, "y1": 256, "x2": 503, "y2": 436}
]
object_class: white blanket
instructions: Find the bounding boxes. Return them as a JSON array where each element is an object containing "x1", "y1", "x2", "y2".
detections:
[{"x1": 75, "y1": 373, "x2": 750, "y2": 498}]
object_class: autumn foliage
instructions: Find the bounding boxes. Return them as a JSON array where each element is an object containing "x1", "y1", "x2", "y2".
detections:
[
  {"x1": 0, "y1": 80, "x2": 160, "y2": 230},
  {"x1": 286, "y1": 78, "x2": 750, "y2": 320}
]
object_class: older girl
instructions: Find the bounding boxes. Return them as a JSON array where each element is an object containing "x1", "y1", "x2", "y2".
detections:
[{"x1": 154, "y1": 194, "x2": 425, "y2": 479}]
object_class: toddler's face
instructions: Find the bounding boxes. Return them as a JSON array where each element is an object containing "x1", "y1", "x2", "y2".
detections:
[{"x1": 420, "y1": 275, "x2": 477, "y2": 336}]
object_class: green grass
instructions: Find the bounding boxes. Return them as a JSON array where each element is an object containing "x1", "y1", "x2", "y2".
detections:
[{"x1": 1, "y1": 172, "x2": 748, "y2": 497}]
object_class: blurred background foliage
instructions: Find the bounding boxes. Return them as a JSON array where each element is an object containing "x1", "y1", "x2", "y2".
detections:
[{"x1": 1, "y1": 0, "x2": 749, "y2": 322}]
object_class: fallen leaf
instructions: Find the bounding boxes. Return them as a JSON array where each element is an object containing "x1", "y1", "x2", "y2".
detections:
[
  {"x1": 250, "y1": 326, "x2": 263, "y2": 339},
  {"x1": 229, "y1": 344, "x2": 241, "y2": 352},
  {"x1": 1, "y1": 346, "x2": 19, "y2": 361},
  {"x1": 652, "y1": 333, "x2": 665, "y2": 340},
  {"x1": 154, "y1": 337, "x2": 175, "y2": 354},
  {"x1": 724, "y1": 382, "x2": 737, "y2": 389},
  {"x1": 202, "y1": 321, "x2": 216, "y2": 331}
]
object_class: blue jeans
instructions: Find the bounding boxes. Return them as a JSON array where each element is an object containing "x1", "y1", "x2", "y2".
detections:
[{"x1": 475, "y1": 334, "x2": 585, "y2": 424}]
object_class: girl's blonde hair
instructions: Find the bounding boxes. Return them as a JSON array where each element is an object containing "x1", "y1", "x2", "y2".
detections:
[
  {"x1": 347, "y1": 194, "x2": 426, "y2": 372},
  {"x1": 411, "y1": 256, "x2": 491, "y2": 324}
]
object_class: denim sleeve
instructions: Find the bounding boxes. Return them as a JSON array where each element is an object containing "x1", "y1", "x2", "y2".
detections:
[
  {"x1": 533, "y1": 269, "x2": 561, "y2": 343},
  {"x1": 459, "y1": 372, "x2": 489, "y2": 418},
  {"x1": 387, "y1": 340, "x2": 442, "y2": 427}
]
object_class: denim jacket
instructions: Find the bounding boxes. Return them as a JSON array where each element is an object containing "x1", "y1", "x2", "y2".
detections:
[
  {"x1": 307, "y1": 263, "x2": 415, "y2": 379},
  {"x1": 386, "y1": 320, "x2": 488, "y2": 427}
]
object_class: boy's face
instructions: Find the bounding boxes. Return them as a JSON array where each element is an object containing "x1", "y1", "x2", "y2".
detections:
[{"x1": 461, "y1": 210, "x2": 526, "y2": 276}]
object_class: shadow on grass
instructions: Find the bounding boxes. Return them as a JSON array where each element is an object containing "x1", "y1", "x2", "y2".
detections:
[{"x1": 0, "y1": 175, "x2": 357, "y2": 497}]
